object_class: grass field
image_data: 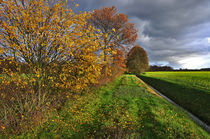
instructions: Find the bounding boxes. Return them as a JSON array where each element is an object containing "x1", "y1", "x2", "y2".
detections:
[
  {"x1": 5, "y1": 75, "x2": 208, "y2": 138},
  {"x1": 139, "y1": 71, "x2": 210, "y2": 125}
]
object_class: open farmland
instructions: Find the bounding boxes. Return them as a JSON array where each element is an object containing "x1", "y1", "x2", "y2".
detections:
[{"x1": 139, "y1": 71, "x2": 210, "y2": 125}]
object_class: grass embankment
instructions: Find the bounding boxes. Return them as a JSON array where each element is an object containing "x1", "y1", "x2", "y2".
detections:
[
  {"x1": 139, "y1": 71, "x2": 210, "y2": 125},
  {"x1": 3, "y1": 75, "x2": 209, "y2": 138}
]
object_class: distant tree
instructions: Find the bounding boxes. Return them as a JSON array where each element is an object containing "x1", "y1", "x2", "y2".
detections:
[
  {"x1": 89, "y1": 6, "x2": 138, "y2": 76},
  {"x1": 126, "y1": 45, "x2": 149, "y2": 74},
  {"x1": 200, "y1": 68, "x2": 210, "y2": 71}
]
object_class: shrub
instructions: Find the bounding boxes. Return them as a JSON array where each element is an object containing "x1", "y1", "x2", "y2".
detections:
[
  {"x1": 0, "y1": 81, "x2": 52, "y2": 134},
  {"x1": 0, "y1": 0, "x2": 104, "y2": 135}
]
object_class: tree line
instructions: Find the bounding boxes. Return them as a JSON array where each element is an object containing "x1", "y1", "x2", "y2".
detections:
[{"x1": 149, "y1": 65, "x2": 210, "y2": 71}]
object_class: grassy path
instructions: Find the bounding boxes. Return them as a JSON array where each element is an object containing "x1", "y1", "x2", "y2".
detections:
[{"x1": 6, "y1": 75, "x2": 209, "y2": 138}]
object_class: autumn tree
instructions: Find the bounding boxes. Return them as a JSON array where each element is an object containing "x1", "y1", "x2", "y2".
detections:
[
  {"x1": 0, "y1": 0, "x2": 104, "y2": 92},
  {"x1": 0, "y1": 0, "x2": 104, "y2": 133},
  {"x1": 126, "y1": 45, "x2": 149, "y2": 74},
  {"x1": 89, "y1": 6, "x2": 138, "y2": 76}
]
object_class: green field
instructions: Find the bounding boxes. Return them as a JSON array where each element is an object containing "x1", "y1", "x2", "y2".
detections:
[
  {"x1": 5, "y1": 75, "x2": 208, "y2": 138},
  {"x1": 139, "y1": 71, "x2": 210, "y2": 125}
]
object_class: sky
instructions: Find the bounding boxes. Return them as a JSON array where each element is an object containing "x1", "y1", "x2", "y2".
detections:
[{"x1": 75, "y1": 0, "x2": 210, "y2": 69}]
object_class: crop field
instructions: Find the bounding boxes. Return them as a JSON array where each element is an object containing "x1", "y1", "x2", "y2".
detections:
[
  {"x1": 141, "y1": 71, "x2": 210, "y2": 91},
  {"x1": 139, "y1": 71, "x2": 210, "y2": 125}
]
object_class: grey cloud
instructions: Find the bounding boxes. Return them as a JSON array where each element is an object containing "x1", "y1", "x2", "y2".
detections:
[
  {"x1": 75, "y1": 0, "x2": 210, "y2": 69},
  {"x1": 124, "y1": 0, "x2": 210, "y2": 37}
]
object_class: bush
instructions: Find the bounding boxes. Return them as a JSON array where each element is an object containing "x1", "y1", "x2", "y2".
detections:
[
  {"x1": 0, "y1": 0, "x2": 104, "y2": 135},
  {"x1": 0, "y1": 81, "x2": 52, "y2": 134}
]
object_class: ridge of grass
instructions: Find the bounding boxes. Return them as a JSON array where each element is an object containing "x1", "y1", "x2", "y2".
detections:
[
  {"x1": 4, "y1": 74, "x2": 209, "y2": 138},
  {"x1": 139, "y1": 71, "x2": 210, "y2": 125}
]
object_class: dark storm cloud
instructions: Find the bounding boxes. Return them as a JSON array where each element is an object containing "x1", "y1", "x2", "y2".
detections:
[
  {"x1": 75, "y1": 0, "x2": 210, "y2": 69},
  {"x1": 127, "y1": 0, "x2": 210, "y2": 38}
]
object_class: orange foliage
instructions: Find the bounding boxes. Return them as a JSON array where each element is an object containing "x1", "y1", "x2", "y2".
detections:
[
  {"x1": 112, "y1": 48, "x2": 126, "y2": 74},
  {"x1": 89, "y1": 6, "x2": 138, "y2": 48},
  {"x1": 0, "y1": 0, "x2": 104, "y2": 134},
  {"x1": 89, "y1": 6, "x2": 138, "y2": 78},
  {"x1": 0, "y1": 0, "x2": 103, "y2": 94}
]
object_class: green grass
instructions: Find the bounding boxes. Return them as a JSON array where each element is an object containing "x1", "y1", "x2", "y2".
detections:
[
  {"x1": 141, "y1": 71, "x2": 210, "y2": 91},
  {"x1": 5, "y1": 74, "x2": 208, "y2": 138},
  {"x1": 139, "y1": 71, "x2": 210, "y2": 125}
]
